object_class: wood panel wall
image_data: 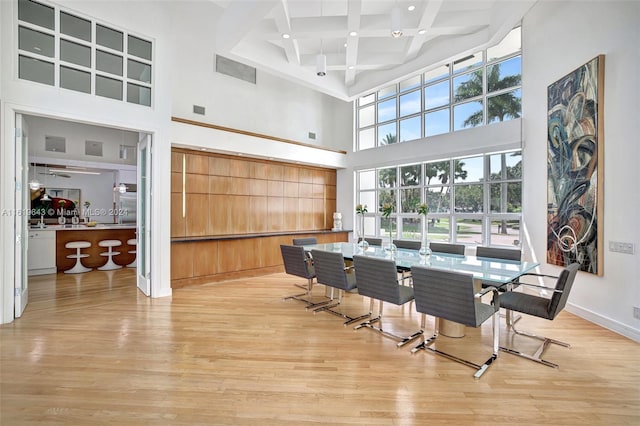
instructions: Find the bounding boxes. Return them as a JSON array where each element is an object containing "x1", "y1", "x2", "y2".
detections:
[
  {"x1": 170, "y1": 148, "x2": 344, "y2": 287},
  {"x1": 171, "y1": 149, "x2": 337, "y2": 238}
]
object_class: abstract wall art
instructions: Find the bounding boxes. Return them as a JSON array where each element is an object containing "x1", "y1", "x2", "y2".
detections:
[{"x1": 547, "y1": 55, "x2": 604, "y2": 275}]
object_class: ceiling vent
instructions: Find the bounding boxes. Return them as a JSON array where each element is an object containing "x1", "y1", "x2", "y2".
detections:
[
  {"x1": 85, "y1": 140, "x2": 103, "y2": 157},
  {"x1": 45, "y1": 135, "x2": 66, "y2": 153},
  {"x1": 215, "y1": 55, "x2": 256, "y2": 84}
]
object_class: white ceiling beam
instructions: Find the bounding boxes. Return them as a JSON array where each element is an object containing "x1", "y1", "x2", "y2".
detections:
[
  {"x1": 272, "y1": 0, "x2": 301, "y2": 64},
  {"x1": 215, "y1": 0, "x2": 280, "y2": 53},
  {"x1": 404, "y1": 0, "x2": 443, "y2": 61},
  {"x1": 345, "y1": 0, "x2": 362, "y2": 86}
]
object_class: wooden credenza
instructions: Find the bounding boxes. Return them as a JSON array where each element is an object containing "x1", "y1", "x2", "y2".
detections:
[{"x1": 171, "y1": 231, "x2": 348, "y2": 288}]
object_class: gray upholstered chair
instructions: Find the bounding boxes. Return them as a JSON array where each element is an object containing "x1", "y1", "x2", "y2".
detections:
[
  {"x1": 475, "y1": 246, "x2": 522, "y2": 290},
  {"x1": 292, "y1": 237, "x2": 317, "y2": 246},
  {"x1": 358, "y1": 237, "x2": 382, "y2": 246},
  {"x1": 429, "y1": 242, "x2": 465, "y2": 255},
  {"x1": 310, "y1": 249, "x2": 370, "y2": 325},
  {"x1": 499, "y1": 263, "x2": 580, "y2": 368},
  {"x1": 352, "y1": 255, "x2": 423, "y2": 347},
  {"x1": 280, "y1": 244, "x2": 328, "y2": 309},
  {"x1": 410, "y1": 266, "x2": 500, "y2": 379},
  {"x1": 393, "y1": 239, "x2": 421, "y2": 250}
]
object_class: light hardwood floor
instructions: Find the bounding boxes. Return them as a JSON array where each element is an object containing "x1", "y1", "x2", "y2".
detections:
[{"x1": 2, "y1": 269, "x2": 639, "y2": 425}]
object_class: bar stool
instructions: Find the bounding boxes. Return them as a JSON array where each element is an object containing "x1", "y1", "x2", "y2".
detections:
[
  {"x1": 126, "y1": 238, "x2": 137, "y2": 268},
  {"x1": 64, "y1": 241, "x2": 92, "y2": 274},
  {"x1": 98, "y1": 239, "x2": 122, "y2": 270}
]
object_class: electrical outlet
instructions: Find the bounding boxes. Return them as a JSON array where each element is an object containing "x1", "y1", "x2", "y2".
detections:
[
  {"x1": 609, "y1": 241, "x2": 635, "y2": 254},
  {"x1": 634, "y1": 306, "x2": 640, "y2": 320}
]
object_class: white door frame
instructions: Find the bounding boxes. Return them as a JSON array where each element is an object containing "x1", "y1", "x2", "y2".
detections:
[
  {"x1": 137, "y1": 134, "x2": 151, "y2": 296},
  {"x1": 14, "y1": 113, "x2": 28, "y2": 317},
  {"x1": 0, "y1": 103, "x2": 161, "y2": 323}
]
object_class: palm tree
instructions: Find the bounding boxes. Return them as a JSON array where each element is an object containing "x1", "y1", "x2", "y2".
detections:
[
  {"x1": 381, "y1": 133, "x2": 397, "y2": 145},
  {"x1": 454, "y1": 65, "x2": 521, "y2": 127}
]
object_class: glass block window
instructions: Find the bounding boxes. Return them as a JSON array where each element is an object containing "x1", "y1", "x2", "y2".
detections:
[
  {"x1": 17, "y1": 0, "x2": 153, "y2": 107},
  {"x1": 356, "y1": 27, "x2": 521, "y2": 150}
]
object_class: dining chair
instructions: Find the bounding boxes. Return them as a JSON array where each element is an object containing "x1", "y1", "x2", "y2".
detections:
[
  {"x1": 280, "y1": 244, "x2": 329, "y2": 309},
  {"x1": 358, "y1": 237, "x2": 382, "y2": 246},
  {"x1": 499, "y1": 263, "x2": 580, "y2": 368},
  {"x1": 392, "y1": 239, "x2": 421, "y2": 250},
  {"x1": 410, "y1": 266, "x2": 501, "y2": 379},
  {"x1": 429, "y1": 242, "x2": 465, "y2": 255},
  {"x1": 475, "y1": 246, "x2": 522, "y2": 290},
  {"x1": 292, "y1": 237, "x2": 317, "y2": 246},
  {"x1": 310, "y1": 249, "x2": 370, "y2": 326},
  {"x1": 352, "y1": 255, "x2": 423, "y2": 347}
]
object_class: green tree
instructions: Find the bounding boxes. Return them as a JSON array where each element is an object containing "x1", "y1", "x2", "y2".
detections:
[
  {"x1": 381, "y1": 133, "x2": 397, "y2": 146},
  {"x1": 454, "y1": 64, "x2": 521, "y2": 127}
]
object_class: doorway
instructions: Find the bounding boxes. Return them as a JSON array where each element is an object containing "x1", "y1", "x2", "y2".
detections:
[{"x1": 16, "y1": 114, "x2": 151, "y2": 317}]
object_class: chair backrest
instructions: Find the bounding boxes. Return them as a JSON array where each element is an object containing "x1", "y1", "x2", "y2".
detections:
[
  {"x1": 311, "y1": 249, "x2": 354, "y2": 291},
  {"x1": 476, "y1": 246, "x2": 522, "y2": 261},
  {"x1": 293, "y1": 237, "x2": 317, "y2": 246},
  {"x1": 547, "y1": 263, "x2": 580, "y2": 318},
  {"x1": 430, "y1": 242, "x2": 465, "y2": 255},
  {"x1": 359, "y1": 237, "x2": 382, "y2": 246},
  {"x1": 352, "y1": 255, "x2": 404, "y2": 304},
  {"x1": 411, "y1": 266, "x2": 481, "y2": 327},
  {"x1": 280, "y1": 244, "x2": 314, "y2": 279},
  {"x1": 393, "y1": 239, "x2": 421, "y2": 250}
]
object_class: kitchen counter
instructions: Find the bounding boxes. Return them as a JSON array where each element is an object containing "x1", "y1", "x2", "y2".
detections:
[
  {"x1": 55, "y1": 225, "x2": 137, "y2": 271},
  {"x1": 31, "y1": 223, "x2": 136, "y2": 231}
]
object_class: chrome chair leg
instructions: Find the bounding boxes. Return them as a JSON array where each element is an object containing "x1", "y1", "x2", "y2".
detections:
[
  {"x1": 354, "y1": 299, "x2": 423, "y2": 347},
  {"x1": 412, "y1": 315, "x2": 499, "y2": 379},
  {"x1": 499, "y1": 316, "x2": 570, "y2": 369},
  {"x1": 313, "y1": 288, "x2": 370, "y2": 326},
  {"x1": 283, "y1": 278, "x2": 331, "y2": 309}
]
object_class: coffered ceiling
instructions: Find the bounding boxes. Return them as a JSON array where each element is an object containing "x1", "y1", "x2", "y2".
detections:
[{"x1": 211, "y1": 0, "x2": 536, "y2": 101}]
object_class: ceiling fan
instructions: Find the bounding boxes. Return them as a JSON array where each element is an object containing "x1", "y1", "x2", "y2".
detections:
[{"x1": 40, "y1": 171, "x2": 71, "y2": 178}]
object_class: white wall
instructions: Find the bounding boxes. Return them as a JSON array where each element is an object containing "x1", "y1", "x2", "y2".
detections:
[
  {"x1": 168, "y1": 0, "x2": 352, "y2": 154},
  {"x1": 522, "y1": 1, "x2": 640, "y2": 340}
]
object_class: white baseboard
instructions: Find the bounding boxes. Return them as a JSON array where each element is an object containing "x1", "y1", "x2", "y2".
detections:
[{"x1": 566, "y1": 303, "x2": 640, "y2": 343}]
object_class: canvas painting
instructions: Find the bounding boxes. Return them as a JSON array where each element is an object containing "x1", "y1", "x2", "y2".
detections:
[{"x1": 547, "y1": 55, "x2": 604, "y2": 275}]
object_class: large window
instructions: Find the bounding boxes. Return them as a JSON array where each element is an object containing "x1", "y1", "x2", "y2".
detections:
[
  {"x1": 356, "y1": 27, "x2": 521, "y2": 150},
  {"x1": 355, "y1": 150, "x2": 522, "y2": 248},
  {"x1": 17, "y1": 0, "x2": 153, "y2": 106}
]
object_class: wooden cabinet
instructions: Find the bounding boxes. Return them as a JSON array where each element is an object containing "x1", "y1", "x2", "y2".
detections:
[{"x1": 171, "y1": 148, "x2": 341, "y2": 288}]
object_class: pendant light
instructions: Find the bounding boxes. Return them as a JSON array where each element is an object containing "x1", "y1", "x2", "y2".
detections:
[
  {"x1": 316, "y1": 0, "x2": 327, "y2": 77},
  {"x1": 40, "y1": 164, "x2": 51, "y2": 201},
  {"x1": 391, "y1": 5, "x2": 403, "y2": 38},
  {"x1": 28, "y1": 162, "x2": 41, "y2": 190}
]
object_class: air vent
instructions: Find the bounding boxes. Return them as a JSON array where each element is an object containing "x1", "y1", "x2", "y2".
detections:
[
  {"x1": 45, "y1": 135, "x2": 66, "y2": 152},
  {"x1": 85, "y1": 140, "x2": 103, "y2": 157},
  {"x1": 215, "y1": 55, "x2": 256, "y2": 84},
  {"x1": 308, "y1": 132, "x2": 316, "y2": 140},
  {"x1": 193, "y1": 105, "x2": 205, "y2": 115}
]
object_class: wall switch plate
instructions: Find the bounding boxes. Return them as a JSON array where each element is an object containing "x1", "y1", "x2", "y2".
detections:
[{"x1": 609, "y1": 241, "x2": 635, "y2": 254}]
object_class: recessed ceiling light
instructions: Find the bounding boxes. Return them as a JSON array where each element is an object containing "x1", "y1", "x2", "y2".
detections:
[
  {"x1": 408, "y1": 5, "x2": 416, "y2": 11},
  {"x1": 418, "y1": 29, "x2": 426, "y2": 35},
  {"x1": 348, "y1": 65, "x2": 355, "y2": 70},
  {"x1": 282, "y1": 33, "x2": 290, "y2": 39},
  {"x1": 344, "y1": 43, "x2": 347, "y2": 48},
  {"x1": 349, "y1": 31, "x2": 358, "y2": 37}
]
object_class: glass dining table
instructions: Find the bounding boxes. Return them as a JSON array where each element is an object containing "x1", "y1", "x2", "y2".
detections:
[{"x1": 303, "y1": 242, "x2": 539, "y2": 337}]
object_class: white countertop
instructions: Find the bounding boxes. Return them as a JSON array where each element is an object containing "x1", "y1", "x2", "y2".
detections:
[{"x1": 30, "y1": 224, "x2": 136, "y2": 231}]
